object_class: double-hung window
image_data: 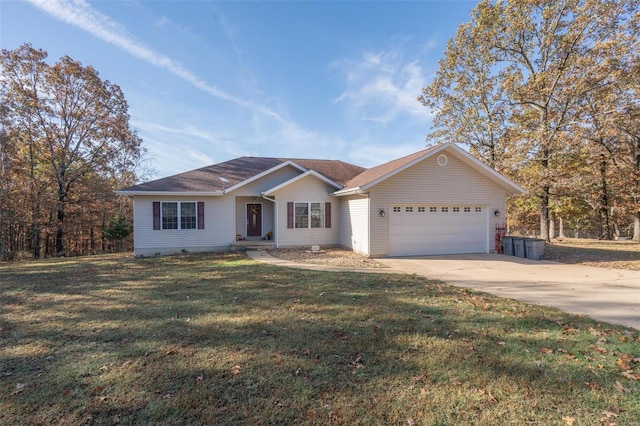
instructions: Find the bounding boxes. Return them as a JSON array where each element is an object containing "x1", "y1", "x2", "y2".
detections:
[
  {"x1": 294, "y1": 203, "x2": 309, "y2": 228},
  {"x1": 162, "y1": 202, "x2": 179, "y2": 229},
  {"x1": 180, "y1": 202, "x2": 197, "y2": 229},
  {"x1": 161, "y1": 202, "x2": 197, "y2": 230},
  {"x1": 294, "y1": 202, "x2": 325, "y2": 229}
]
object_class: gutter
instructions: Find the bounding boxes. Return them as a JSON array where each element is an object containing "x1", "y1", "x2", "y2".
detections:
[
  {"x1": 332, "y1": 187, "x2": 367, "y2": 197},
  {"x1": 261, "y1": 194, "x2": 278, "y2": 248}
]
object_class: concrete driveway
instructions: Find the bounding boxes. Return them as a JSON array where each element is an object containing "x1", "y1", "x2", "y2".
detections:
[{"x1": 378, "y1": 254, "x2": 640, "y2": 330}]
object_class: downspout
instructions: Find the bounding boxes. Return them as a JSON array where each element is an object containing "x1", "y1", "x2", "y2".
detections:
[{"x1": 262, "y1": 194, "x2": 278, "y2": 248}]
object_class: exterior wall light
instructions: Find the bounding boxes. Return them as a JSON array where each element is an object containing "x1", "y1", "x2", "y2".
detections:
[
  {"x1": 379, "y1": 209, "x2": 386, "y2": 217},
  {"x1": 494, "y1": 210, "x2": 501, "y2": 217}
]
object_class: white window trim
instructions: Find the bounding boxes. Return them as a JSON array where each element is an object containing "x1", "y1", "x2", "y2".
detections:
[
  {"x1": 161, "y1": 201, "x2": 198, "y2": 230},
  {"x1": 294, "y1": 201, "x2": 326, "y2": 229}
]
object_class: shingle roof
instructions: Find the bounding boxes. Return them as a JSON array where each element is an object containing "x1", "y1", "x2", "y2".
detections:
[{"x1": 119, "y1": 156, "x2": 366, "y2": 193}]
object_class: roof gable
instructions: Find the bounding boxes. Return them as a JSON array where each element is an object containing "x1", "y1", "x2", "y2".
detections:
[
  {"x1": 335, "y1": 143, "x2": 524, "y2": 195},
  {"x1": 263, "y1": 170, "x2": 342, "y2": 195}
]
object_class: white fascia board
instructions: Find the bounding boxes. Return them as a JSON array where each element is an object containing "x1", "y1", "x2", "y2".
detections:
[
  {"x1": 114, "y1": 190, "x2": 224, "y2": 196},
  {"x1": 224, "y1": 160, "x2": 307, "y2": 194},
  {"x1": 263, "y1": 170, "x2": 342, "y2": 195},
  {"x1": 332, "y1": 187, "x2": 364, "y2": 196}
]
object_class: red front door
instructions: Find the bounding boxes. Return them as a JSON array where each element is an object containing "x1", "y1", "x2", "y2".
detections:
[{"x1": 246, "y1": 203, "x2": 262, "y2": 237}]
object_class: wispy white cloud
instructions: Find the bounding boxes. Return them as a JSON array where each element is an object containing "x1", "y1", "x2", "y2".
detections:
[
  {"x1": 333, "y1": 44, "x2": 433, "y2": 125},
  {"x1": 131, "y1": 119, "x2": 252, "y2": 175},
  {"x1": 155, "y1": 16, "x2": 170, "y2": 27},
  {"x1": 208, "y1": 5, "x2": 243, "y2": 65},
  {"x1": 26, "y1": 0, "x2": 286, "y2": 123}
]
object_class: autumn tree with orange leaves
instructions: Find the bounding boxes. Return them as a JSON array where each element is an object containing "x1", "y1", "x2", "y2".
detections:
[
  {"x1": 0, "y1": 44, "x2": 146, "y2": 258},
  {"x1": 421, "y1": 0, "x2": 639, "y2": 241}
]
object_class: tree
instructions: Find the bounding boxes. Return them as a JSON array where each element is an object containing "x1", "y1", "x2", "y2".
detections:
[
  {"x1": 1, "y1": 44, "x2": 143, "y2": 256},
  {"x1": 421, "y1": 0, "x2": 638, "y2": 240},
  {"x1": 419, "y1": 18, "x2": 517, "y2": 172},
  {"x1": 102, "y1": 215, "x2": 133, "y2": 253}
]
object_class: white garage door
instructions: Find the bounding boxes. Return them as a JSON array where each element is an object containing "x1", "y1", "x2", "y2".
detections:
[{"x1": 389, "y1": 205, "x2": 487, "y2": 256}]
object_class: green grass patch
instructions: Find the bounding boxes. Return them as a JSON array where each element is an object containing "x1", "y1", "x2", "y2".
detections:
[{"x1": 1, "y1": 253, "x2": 639, "y2": 425}]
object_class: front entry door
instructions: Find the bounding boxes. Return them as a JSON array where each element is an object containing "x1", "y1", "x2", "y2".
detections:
[{"x1": 246, "y1": 203, "x2": 262, "y2": 237}]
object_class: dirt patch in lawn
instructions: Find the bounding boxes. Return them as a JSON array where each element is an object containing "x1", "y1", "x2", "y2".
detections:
[
  {"x1": 544, "y1": 238, "x2": 640, "y2": 270},
  {"x1": 267, "y1": 247, "x2": 389, "y2": 269}
]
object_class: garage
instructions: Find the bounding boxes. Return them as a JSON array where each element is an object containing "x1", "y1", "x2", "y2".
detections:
[{"x1": 389, "y1": 204, "x2": 488, "y2": 256}]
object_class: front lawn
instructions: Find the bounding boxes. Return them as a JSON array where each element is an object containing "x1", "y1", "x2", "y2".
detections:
[
  {"x1": 545, "y1": 238, "x2": 640, "y2": 270},
  {"x1": 1, "y1": 253, "x2": 639, "y2": 425}
]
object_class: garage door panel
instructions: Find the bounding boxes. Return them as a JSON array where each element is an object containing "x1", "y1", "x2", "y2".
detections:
[{"x1": 389, "y1": 205, "x2": 487, "y2": 256}]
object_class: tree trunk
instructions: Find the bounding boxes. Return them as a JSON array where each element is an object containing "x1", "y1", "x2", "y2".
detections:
[
  {"x1": 30, "y1": 190, "x2": 42, "y2": 259},
  {"x1": 633, "y1": 213, "x2": 640, "y2": 242},
  {"x1": 55, "y1": 208, "x2": 64, "y2": 256},
  {"x1": 598, "y1": 155, "x2": 612, "y2": 240},
  {"x1": 558, "y1": 217, "x2": 565, "y2": 238},
  {"x1": 55, "y1": 187, "x2": 66, "y2": 256},
  {"x1": 549, "y1": 213, "x2": 555, "y2": 240},
  {"x1": 540, "y1": 187, "x2": 550, "y2": 241}
]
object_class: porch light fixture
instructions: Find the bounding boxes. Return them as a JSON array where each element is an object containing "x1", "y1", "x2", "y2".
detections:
[
  {"x1": 379, "y1": 209, "x2": 386, "y2": 217},
  {"x1": 494, "y1": 210, "x2": 501, "y2": 217}
]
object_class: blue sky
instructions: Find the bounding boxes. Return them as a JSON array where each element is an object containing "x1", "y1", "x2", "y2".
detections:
[{"x1": 1, "y1": 0, "x2": 477, "y2": 179}]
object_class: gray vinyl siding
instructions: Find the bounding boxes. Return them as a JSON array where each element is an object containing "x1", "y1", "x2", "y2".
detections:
[
  {"x1": 270, "y1": 175, "x2": 340, "y2": 248},
  {"x1": 338, "y1": 195, "x2": 370, "y2": 255},
  {"x1": 233, "y1": 165, "x2": 301, "y2": 196},
  {"x1": 368, "y1": 152, "x2": 507, "y2": 257},
  {"x1": 132, "y1": 194, "x2": 234, "y2": 256}
]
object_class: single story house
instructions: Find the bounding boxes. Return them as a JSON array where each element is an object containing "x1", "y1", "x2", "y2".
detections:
[{"x1": 116, "y1": 143, "x2": 525, "y2": 257}]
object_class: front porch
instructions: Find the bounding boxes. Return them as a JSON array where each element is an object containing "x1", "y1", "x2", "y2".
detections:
[{"x1": 235, "y1": 196, "x2": 276, "y2": 242}]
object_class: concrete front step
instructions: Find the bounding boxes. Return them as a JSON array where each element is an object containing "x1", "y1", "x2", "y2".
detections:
[{"x1": 231, "y1": 241, "x2": 276, "y2": 251}]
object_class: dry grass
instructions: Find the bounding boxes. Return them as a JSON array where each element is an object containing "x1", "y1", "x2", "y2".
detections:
[
  {"x1": 1, "y1": 253, "x2": 639, "y2": 425},
  {"x1": 545, "y1": 238, "x2": 640, "y2": 270}
]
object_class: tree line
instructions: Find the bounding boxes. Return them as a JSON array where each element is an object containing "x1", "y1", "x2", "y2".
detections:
[
  {"x1": 0, "y1": 44, "x2": 146, "y2": 259},
  {"x1": 421, "y1": 0, "x2": 640, "y2": 241}
]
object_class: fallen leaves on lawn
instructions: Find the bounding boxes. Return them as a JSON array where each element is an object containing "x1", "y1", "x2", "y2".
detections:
[
  {"x1": 614, "y1": 381, "x2": 630, "y2": 393},
  {"x1": 10, "y1": 383, "x2": 25, "y2": 395},
  {"x1": 449, "y1": 377, "x2": 462, "y2": 385},
  {"x1": 601, "y1": 410, "x2": 618, "y2": 422},
  {"x1": 616, "y1": 354, "x2": 638, "y2": 371},
  {"x1": 620, "y1": 371, "x2": 640, "y2": 380}
]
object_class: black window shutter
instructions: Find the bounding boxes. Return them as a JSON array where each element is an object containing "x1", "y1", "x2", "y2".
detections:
[
  {"x1": 153, "y1": 202, "x2": 160, "y2": 230},
  {"x1": 287, "y1": 202, "x2": 294, "y2": 229},
  {"x1": 197, "y1": 202, "x2": 205, "y2": 229},
  {"x1": 325, "y1": 202, "x2": 331, "y2": 228}
]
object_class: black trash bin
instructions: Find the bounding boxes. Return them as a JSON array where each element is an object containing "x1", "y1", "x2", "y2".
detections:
[
  {"x1": 525, "y1": 238, "x2": 545, "y2": 260},
  {"x1": 502, "y1": 236, "x2": 514, "y2": 256},
  {"x1": 513, "y1": 238, "x2": 526, "y2": 258}
]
